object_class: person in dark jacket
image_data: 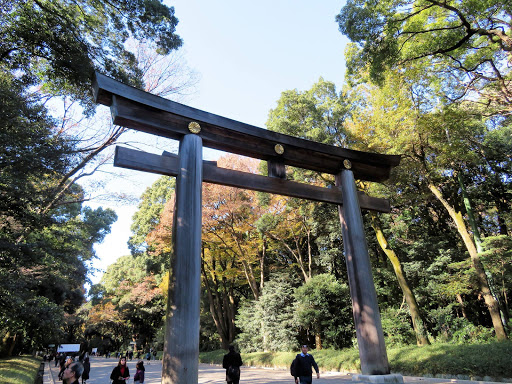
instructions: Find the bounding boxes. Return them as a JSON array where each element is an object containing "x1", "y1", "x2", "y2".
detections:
[
  {"x1": 133, "y1": 360, "x2": 145, "y2": 383},
  {"x1": 81, "y1": 357, "x2": 90, "y2": 383},
  {"x1": 222, "y1": 345, "x2": 243, "y2": 384},
  {"x1": 292, "y1": 345, "x2": 320, "y2": 384},
  {"x1": 110, "y1": 357, "x2": 130, "y2": 384}
]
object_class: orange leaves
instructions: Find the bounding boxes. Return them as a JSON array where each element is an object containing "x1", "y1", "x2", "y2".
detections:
[
  {"x1": 128, "y1": 275, "x2": 162, "y2": 305},
  {"x1": 88, "y1": 302, "x2": 122, "y2": 323}
]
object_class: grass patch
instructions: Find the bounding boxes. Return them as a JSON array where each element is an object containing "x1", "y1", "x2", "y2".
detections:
[
  {"x1": 388, "y1": 342, "x2": 512, "y2": 380},
  {"x1": 200, "y1": 341, "x2": 512, "y2": 381},
  {"x1": 200, "y1": 348, "x2": 360, "y2": 373},
  {"x1": 0, "y1": 355, "x2": 42, "y2": 384}
]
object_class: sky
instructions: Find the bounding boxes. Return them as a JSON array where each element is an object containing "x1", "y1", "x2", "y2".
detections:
[{"x1": 88, "y1": 1, "x2": 349, "y2": 284}]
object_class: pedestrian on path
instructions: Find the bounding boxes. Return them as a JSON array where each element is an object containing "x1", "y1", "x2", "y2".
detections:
[
  {"x1": 110, "y1": 356, "x2": 130, "y2": 384},
  {"x1": 222, "y1": 345, "x2": 243, "y2": 384},
  {"x1": 134, "y1": 360, "x2": 145, "y2": 384},
  {"x1": 291, "y1": 345, "x2": 320, "y2": 384},
  {"x1": 81, "y1": 357, "x2": 90, "y2": 383},
  {"x1": 62, "y1": 362, "x2": 84, "y2": 384}
]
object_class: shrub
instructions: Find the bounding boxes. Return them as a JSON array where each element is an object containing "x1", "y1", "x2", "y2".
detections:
[{"x1": 380, "y1": 307, "x2": 416, "y2": 347}]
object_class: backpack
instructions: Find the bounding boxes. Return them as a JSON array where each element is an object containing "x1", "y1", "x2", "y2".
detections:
[
  {"x1": 227, "y1": 365, "x2": 240, "y2": 381},
  {"x1": 290, "y1": 357, "x2": 297, "y2": 377}
]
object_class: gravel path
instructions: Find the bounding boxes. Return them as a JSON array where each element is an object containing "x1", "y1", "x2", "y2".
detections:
[{"x1": 44, "y1": 356, "x2": 508, "y2": 384}]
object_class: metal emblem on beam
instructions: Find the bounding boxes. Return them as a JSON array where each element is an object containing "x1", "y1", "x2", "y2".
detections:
[{"x1": 188, "y1": 122, "x2": 201, "y2": 134}]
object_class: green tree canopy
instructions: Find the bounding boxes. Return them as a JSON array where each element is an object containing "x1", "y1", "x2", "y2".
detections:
[
  {"x1": 1, "y1": 0, "x2": 182, "y2": 112},
  {"x1": 337, "y1": 0, "x2": 512, "y2": 115},
  {"x1": 0, "y1": 69, "x2": 118, "y2": 354},
  {"x1": 129, "y1": 176, "x2": 175, "y2": 256},
  {"x1": 294, "y1": 273, "x2": 353, "y2": 349}
]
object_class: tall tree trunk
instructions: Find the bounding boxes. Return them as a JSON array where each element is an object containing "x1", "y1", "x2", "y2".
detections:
[
  {"x1": 315, "y1": 332, "x2": 322, "y2": 350},
  {"x1": 260, "y1": 238, "x2": 266, "y2": 291},
  {"x1": 2, "y1": 331, "x2": 11, "y2": 356},
  {"x1": 457, "y1": 173, "x2": 483, "y2": 253},
  {"x1": 501, "y1": 284, "x2": 510, "y2": 325},
  {"x1": 370, "y1": 213, "x2": 430, "y2": 346},
  {"x1": 429, "y1": 184, "x2": 508, "y2": 341},
  {"x1": 307, "y1": 229, "x2": 313, "y2": 280},
  {"x1": 455, "y1": 294, "x2": 468, "y2": 319},
  {"x1": 201, "y1": 257, "x2": 236, "y2": 348},
  {"x1": 240, "y1": 259, "x2": 260, "y2": 300},
  {"x1": 8, "y1": 333, "x2": 16, "y2": 357},
  {"x1": 458, "y1": 173, "x2": 508, "y2": 326}
]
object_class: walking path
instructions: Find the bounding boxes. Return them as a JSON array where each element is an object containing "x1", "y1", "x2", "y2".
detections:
[{"x1": 43, "y1": 356, "x2": 510, "y2": 384}]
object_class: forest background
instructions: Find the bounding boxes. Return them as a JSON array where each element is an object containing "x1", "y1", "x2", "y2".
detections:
[{"x1": 1, "y1": 0, "x2": 512, "y2": 377}]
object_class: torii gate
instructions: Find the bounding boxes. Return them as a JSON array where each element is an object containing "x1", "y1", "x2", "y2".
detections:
[{"x1": 93, "y1": 72, "x2": 403, "y2": 384}]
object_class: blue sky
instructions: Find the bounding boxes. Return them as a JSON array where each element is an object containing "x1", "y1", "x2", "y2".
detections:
[
  {"x1": 169, "y1": 0, "x2": 349, "y2": 126},
  {"x1": 90, "y1": 1, "x2": 349, "y2": 284}
]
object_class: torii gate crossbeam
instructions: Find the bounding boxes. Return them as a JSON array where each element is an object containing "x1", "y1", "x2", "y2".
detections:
[{"x1": 92, "y1": 72, "x2": 402, "y2": 384}]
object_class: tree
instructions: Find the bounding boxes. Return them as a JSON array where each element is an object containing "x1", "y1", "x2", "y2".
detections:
[
  {"x1": 129, "y1": 177, "x2": 176, "y2": 257},
  {"x1": 0, "y1": 71, "x2": 118, "y2": 354},
  {"x1": 86, "y1": 301, "x2": 131, "y2": 352},
  {"x1": 267, "y1": 78, "x2": 350, "y2": 146},
  {"x1": 267, "y1": 77, "x2": 434, "y2": 345},
  {"x1": 46, "y1": 38, "x2": 198, "y2": 214},
  {"x1": 0, "y1": 0, "x2": 192, "y2": 355},
  {"x1": 235, "y1": 273, "x2": 297, "y2": 352},
  {"x1": 344, "y1": 67, "x2": 509, "y2": 340},
  {"x1": 139, "y1": 155, "x2": 266, "y2": 348},
  {"x1": 258, "y1": 273, "x2": 298, "y2": 352},
  {"x1": 1, "y1": 0, "x2": 182, "y2": 111},
  {"x1": 480, "y1": 235, "x2": 512, "y2": 323},
  {"x1": 369, "y1": 212, "x2": 430, "y2": 345},
  {"x1": 294, "y1": 274, "x2": 353, "y2": 349},
  {"x1": 265, "y1": 79, "x2": 352, "y2": 282},
  {"x1": 1, "y1": 2, "x2": 192, "y2": 221},
  {"x1": 0, "y1": 71, "x2": 74, "y2": 237},
  {"x1": 200, "y1": 155, "x2": 265, "y2": 347},
  {"x1": 337, "y1": 0, "x2": 512, "y2": 115},
  {"x1": 87, "y1": 254, "x2": 166, "y2": 350},
  {"x1": 257, "y1": 197, "x2": 321, "y2": 283}
]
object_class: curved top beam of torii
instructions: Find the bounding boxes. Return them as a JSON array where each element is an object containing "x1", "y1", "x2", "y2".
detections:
[{"x1": 93, "y1": 72, "x2": 400, "y2": 179}]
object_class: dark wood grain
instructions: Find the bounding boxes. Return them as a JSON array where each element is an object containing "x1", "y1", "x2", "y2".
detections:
[
  {"x1": 94, "y1": 72, "x2": 400, "y2": 182},
  {"x1": 114, "y1": 146, "x2": 391, "y2": 212}
]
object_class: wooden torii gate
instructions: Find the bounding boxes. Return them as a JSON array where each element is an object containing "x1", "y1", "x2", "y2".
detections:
[{"x1": 93, "y1": 73, "x2": 402, "y2": 384}]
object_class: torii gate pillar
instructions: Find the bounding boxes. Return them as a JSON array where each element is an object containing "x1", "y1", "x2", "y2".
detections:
[
  {"x1": 337, "y1": 169, "x2": 401, "y2": 382},
  {"x1": 162, "y1": 134, "x2": 203, "y2": 384}
]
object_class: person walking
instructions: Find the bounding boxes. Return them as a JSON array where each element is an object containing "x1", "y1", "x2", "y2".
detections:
[
  {"x1": 222, "y1": 345, "x2": 243, "y2": 384},
  {"x1": 62, "y1": 362, "x2": 84, "y2": 384},
  {"x1": 291, "y1": 345, "x2": 320, "y2": 384},
  {"x1": 133, "y1": 360, "x2": 145, "y2": 384},
  {"x1": 81, "y1": 357, "x2": 90, "y2": 384},
  {"x1": 110, "y1": 356, "x2": 130, "y2": 384}
]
